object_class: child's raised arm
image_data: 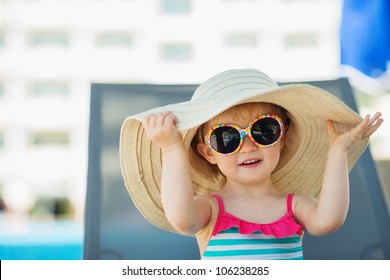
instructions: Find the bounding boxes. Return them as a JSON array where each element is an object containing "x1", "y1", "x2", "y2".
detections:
[
  {"x1": 294, "y1": 112, "x2": 383, "y2": 236},
  {"x1": 142, "y1": 111, "x2": 212, "y2": 235}
]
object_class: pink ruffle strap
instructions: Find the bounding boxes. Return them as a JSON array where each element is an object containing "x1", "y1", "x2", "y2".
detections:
[
  {"x1": 213, "y1": 212, "x2": 302, "y2": 238},
  {"x1": 211, "y1": 194, "x2": 303, "y2": 238}
]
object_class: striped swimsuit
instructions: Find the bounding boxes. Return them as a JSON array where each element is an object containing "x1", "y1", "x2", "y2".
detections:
[{"x1": 202, "y1": 194, "x2": 303, "y2": 260}]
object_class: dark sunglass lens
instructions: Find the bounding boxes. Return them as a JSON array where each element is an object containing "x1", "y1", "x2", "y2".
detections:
[
  {"x1": 251, "y1": 118, "x2": 281, "y2": 145},
  {"x1": 210, "y1": 126, "x2": 241, "y2": 154}
]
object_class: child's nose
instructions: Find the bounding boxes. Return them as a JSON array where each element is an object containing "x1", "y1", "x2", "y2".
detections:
[{"x1": 240, "y1": 135, "x2": 258, "y2": 153}]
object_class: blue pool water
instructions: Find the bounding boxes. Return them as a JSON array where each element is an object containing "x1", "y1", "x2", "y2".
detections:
[{"x1": 0, "y1": 218, "x2": 83, "y2": 260}]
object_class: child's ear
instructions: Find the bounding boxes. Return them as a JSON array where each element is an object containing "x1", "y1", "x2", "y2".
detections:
[{"x1": 196, "y1": 143, "x2": 217, "y2": 164}]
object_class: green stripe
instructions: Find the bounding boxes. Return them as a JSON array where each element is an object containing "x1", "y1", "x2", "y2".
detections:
[
  {"x1": 203, "y1": 246, "x2": 303, "y2": 257},
  {"x1": 219, "y1": 227, "x2": 262, "y2": 234},
  {"x1": 208, "y1": 236, "x2": 301, "y2": 246}
]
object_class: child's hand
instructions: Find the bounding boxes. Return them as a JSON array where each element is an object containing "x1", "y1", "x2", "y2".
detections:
[
  {"x1": 326, "y1": 112, "x2": 383, "y2": 153},
  {"x1": 142, "y1": 111, "x2": 183, "y2": 152}
]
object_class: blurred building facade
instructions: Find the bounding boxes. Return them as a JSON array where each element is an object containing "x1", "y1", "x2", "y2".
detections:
[{"x1": 0, "y1": 0, "x2": 388, "y2": 221}]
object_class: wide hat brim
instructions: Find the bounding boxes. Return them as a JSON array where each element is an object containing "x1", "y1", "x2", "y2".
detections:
[{"x1": 119, "y1": 69, "x2": 368, "y2": 233}]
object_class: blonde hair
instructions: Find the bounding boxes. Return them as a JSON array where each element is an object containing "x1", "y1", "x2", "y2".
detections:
[{"x1": 190, "y1": 102, "x2": 289, "y2": 187}]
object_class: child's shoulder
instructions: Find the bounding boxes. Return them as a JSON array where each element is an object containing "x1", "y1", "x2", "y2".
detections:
[
  {"x1": 292, "y1": 192, "x2": 317, "y2": 204},
  {"x1": 194, "y1": 193, "x2": 218, "y2": 202},
  {"x1": 194, "y1": 194, "x2": 220, "y2": 243},
  {"x1": 194, "y1": 194, "x2": 220, "y2": 214},
  {"x1": 290, "y1": 193, "x2": 318, "y2": 218}
]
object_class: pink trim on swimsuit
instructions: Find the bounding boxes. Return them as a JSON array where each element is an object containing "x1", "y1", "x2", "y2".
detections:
[{"x1": 211, "y1": 194, "x2": 302, "y2": 238}]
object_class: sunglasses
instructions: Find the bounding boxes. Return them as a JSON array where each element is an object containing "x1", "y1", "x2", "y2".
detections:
[{"x1": 204, "y1": 114, "x2": 284, "y2": 155}]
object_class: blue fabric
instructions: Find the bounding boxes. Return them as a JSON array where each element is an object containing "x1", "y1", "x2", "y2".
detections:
[{"x1": 340, "y1": 0, "x2": 390, "y2": 78}]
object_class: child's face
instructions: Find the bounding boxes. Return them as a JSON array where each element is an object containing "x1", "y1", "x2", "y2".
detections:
[{"x1": 197, "y1": 103, "x2": 284, "y2": 186}]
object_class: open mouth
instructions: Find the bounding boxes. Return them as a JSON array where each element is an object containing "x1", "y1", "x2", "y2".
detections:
[{"x1": 239, "y1": 159, "x2": 262, "y2": 166}]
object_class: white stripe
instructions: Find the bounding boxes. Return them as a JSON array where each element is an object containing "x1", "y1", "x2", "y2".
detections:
[{"x1": 210, "y1": 233, "x2": 283, "y2": 240}]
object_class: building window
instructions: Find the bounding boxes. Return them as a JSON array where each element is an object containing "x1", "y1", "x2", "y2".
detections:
[
  {"x1": 95, "y1": 32, "x2": 133, "y2": 48},
  {"x1": 160, "y1": 43, "x2": 192, "y2": 62},
  {"x1": 27, "y1": 30, "x2": 69, "y2": 48},
  {"x1": 283, "y1": 33, "x2": 318, "y2": 49},
  {"x1": 160, "y1": 0, "x2": 191, "y2": 14},
  {"x1": 28, "y1": 81, "x2": 69, "y2": 97},
  {"x1": 28, "y1": 131, "x2": 70, "y2": 147},
  {"x1": 224, "y1": 32, "x2": 258, "y2": 48}
]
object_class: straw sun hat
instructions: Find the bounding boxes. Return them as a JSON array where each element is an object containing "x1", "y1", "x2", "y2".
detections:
[{"x1": 119, "y1": 68, "x2": 368, "y2": 233}]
